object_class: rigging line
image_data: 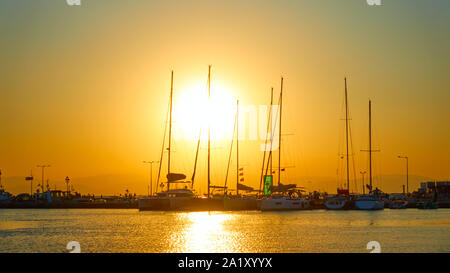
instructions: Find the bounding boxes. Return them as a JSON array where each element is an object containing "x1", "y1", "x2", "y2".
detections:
[
  {"x1": 223, "y1": 107, "x2": 238, "y2": 193},
  {"x1": 191, "y1": 127, "x2": 202, "y2": 189},
  {"x1": 156, "y1": 92, "x2": 171, "y2": 192},
  {"x1": 259, "y1": 92, "x2": 281, "y2": 193},
  {"x1": 259, "y1": 89, "x2": 274, "y2": 194},
  {"x1": 263, "y1": 94, "x2": 282, "y2": 183},
  {"x1": 348, "y1": 115, "x2": 358, "y2": 193}
]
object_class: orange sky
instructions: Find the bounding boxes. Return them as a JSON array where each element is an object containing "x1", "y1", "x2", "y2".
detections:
[{"x1": 1, "y1": 0, "x2": 449, "y2": 195}]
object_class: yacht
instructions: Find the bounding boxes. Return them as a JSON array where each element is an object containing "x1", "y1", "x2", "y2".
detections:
[
  {"x1": 355, "y1": 195, "x2": 384, "y2": 210},
  {"x1": 260, "y1": 194, "x2": 310, "y2": 211},
  {"x1": 355, "y1": 100, "x2": 384, "y2": 210},
  {"x1": 0, "y1": 189, "x2": 12, "y2": 203},
  {"x1": 258, "y1": 78, "x2": 310, "y2": 211},
  {"x1": 139, "y1": 188, "x2": 194, "y2": 211},
  {"x1": 325, "y1": 195, "x2": 351, "y2": 210}
]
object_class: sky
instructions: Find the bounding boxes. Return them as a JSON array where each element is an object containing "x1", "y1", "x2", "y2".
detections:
[{"x1": 0, "y1": 0, "x2": 449, "y2": 195}]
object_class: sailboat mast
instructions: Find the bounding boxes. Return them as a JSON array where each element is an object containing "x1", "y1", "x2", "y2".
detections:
[
  {"x1": 344, "y1": 78, "x2": 350, "y2": 192},
  {"x1": 278, "y1": 77, "x2": 283, "y2": 186},
  {"x1": 369, "y1": 100, "x2": 372, "y2": 190},
  {"x1": 270, "y1": 88, "x2": 273, "y2": 175},
  {"x1": 236, "y1": 100, "x2": 239, "y2": 196},
  {"x1": 207, "y1": 65, "x2": 211, "y2": 198},
  {"x1": 167, "y1": 71, "x2": 174, "y2": 192}
]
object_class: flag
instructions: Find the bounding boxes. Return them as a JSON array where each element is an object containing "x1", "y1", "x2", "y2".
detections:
[
  {"x1": 25, "y1": 176, "x2": 34, "y2": 181},
  {"x1": 239, "y1": 167, "x2": 244, "y2": 171},
  {"x1": 281, "y1": 168, "x2": 286, "y2": 171},
  {"x1": 240, "y1": 178, "x2": 244, "y2": 182},
  {"x1": 264, "y1": 175, "x2": 273, "y2": 195}
]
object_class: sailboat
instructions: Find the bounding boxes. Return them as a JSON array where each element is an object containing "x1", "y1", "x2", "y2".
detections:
[
  {"x1": 139, "y1": 71, "x2": 195, "y2": 211},
  {"x1": 325, "y1": 78, "x2": 353, "y2": 210},
  {"x1": 260, "y1": 78, "x2": 310, "y2": 211},
  {"x1": 0, "y1": 170, "x2": 12, "y2": 203},
  {"x1": 354, "y1": 100, "x2": 384, "y2": 210},
  {"x1": 223, "y1": 100, "x2": 258, "y2": 210}
]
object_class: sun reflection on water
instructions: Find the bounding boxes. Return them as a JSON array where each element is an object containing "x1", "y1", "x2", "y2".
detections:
[{"x1": 169, "y1": 212, "x2": 245, "y2": 253}]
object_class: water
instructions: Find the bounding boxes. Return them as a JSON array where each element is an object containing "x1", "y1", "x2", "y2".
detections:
[{"x1": 0, "y1": 209, "x2": 449, "y2": 253}]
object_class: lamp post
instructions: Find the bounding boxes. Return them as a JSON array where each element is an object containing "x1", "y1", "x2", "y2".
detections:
[
  {"x1": 143, "y1": 161, "x2": 159, "y2": 196},
  {"x1": 360, "y1": 171, "x2": 366, "y2": 194},
  {"x1": 37, "y1": 165, "x2": 50, "y2": 193},
  {"x1": 65, "y1": 176, "x2": 70, "y2": 198},
  {"x1": 398, "y1": 155, "x2": 409, "y2": 194}
]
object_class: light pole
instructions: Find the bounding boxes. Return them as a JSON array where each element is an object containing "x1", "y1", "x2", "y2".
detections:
[
  {"x1": 398, "y1": 155, "x2": 409, "y2": 194},
  {"x1": 37, "y1": 165, "x2": 50, "y2": 193},
  {"x1": 360, "y1": 171, "x2": 366, "y2": 194},
  {"x1": 65, "y1": 176, "x2": 70, "y2": 198},
  {"x1": 143, "y1": 161, "x2": 159, "y2": 196}
]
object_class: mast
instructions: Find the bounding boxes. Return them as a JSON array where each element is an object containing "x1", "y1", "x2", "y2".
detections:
[
  {"x1": 236, "y1": 100, "x2": 239, "y2": 196},
  {"x1": 258, "y1": 88, "x2": 274, "y2": 195},
  {"x1": 344, "y1": 78, "x2": 350, "y2": 192},
  {"x1": 278, "y1": 77, "x2": 283, "y2": 186},
  {"x1": 270, "y1": 88, "x2": 273, "y2": 176},
  {"x1": 167, "y1": 71, "x2": 174, "y2": 192},
  {"x1": 207, "y1": 65, "x2": 211, "y2": 198},
  {"x1": 191, "y1": 129, "x2": 201, "y2": 188},
  {"x1": 369, "y1": 100, "x2": 372, "y2": 189}
]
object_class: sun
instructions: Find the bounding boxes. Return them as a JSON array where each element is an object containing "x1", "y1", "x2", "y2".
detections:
[{"x1": 173, "y1": 82, "x2": 237, "y2": 142}]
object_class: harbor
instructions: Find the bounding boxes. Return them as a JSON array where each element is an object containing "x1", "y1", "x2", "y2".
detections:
[{"x1": 1, "y1": 69, "x2": 449, "y2": 211}]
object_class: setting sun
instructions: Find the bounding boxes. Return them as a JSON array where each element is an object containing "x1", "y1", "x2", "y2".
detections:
[{"x1": 173, "y1": 81, "x2": 237, "y2": 142}]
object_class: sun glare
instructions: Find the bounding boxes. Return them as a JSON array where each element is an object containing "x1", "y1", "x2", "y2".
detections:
[{"x1": 173, "y1": 82, "x2": 237, "y2": 142}]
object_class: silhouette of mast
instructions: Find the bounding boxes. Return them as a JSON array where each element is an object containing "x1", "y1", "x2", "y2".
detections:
[
  {"x1": 236, "y1": 100, "x2": 239, "y2": 196},
  {"x1": 369, "y1": 100, "x2": 372, "y2": 189},
  {"x1": 207, "y1": 65, "x2": 211, "y2": 198},
  {"x1": 278, "y1": 77, "x2": 283, "y2": 186},
  {"x1": 167, "y1": 71, "x2": 173, "y2": 192},
  {"x1": 344, "y1": 78, "x2": 350, "y2": 192}
]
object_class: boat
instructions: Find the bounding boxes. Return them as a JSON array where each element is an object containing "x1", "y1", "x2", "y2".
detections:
[
  {"x1": 355, "y1": 195, "x2": 384, "y2": 210},
  {"x1": 389, "y1": 199, "x2": 408, "y2": 209},
  {"x1": 0, "y1": 170, "x2": 12, "y2": 203},
  {"x1": 222, "y1": 100, "x2": 258, "y2": 210},
  {"x1": 417, "y1": 201, "x2": 438, "y2": 209},
  {"x1": 325, "y1": 79, "x2": 355, "y2": 210},
  {"x1": 355, "y1": 100, "x2": 384, "y2": 210},
  {"x1": 260, "y1": 194, "x2": 310, "y2": 211},
  {"x1": 325, "y1": 194, "x2": 351, "y2": 210},
  {"x1": 139, "y1": 71, "x2": 196, "y2": 211},
  {"x1": 139, "y1": 67, "x2": 228, "y2": 211},
  {"x1": 0, "y1": 189, "x2": 12, "y2": 203},
  {"x1": 258, "y1": 78, "x2": 310, "y2": 211}
]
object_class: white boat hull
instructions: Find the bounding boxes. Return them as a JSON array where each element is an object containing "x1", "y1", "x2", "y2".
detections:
[{"x1": 260, "y1": 198, "x2": 310, "y2": 211}]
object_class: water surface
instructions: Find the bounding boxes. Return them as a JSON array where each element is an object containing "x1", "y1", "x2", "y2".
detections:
[{"x1": 0, "y1": 209, "x2": 449, "y2": 253}]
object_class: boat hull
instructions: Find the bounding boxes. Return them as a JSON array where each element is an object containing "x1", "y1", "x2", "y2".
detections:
[
  {"x1": 260, "y1": 198, "x2": 310, "y2": 211},
  {"x1": 355, "y1": 200, "x2": 384, "y2": 210},
  {"x1": 324, "y1": 198, "x2": 351, "y2": 210},
  {"x1": 389, "y1": 201, "x2": 408, "y2": 209},
  {"x1": 223, "y1": 197, "x2": 257, "y2": 210},
  {"x1": 138, "y1": 197, "x2": 225, "y2": 211}
]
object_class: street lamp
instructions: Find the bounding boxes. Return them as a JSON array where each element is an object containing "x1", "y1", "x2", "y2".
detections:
[
  {"x1": 143, "y1": 161, "x2": 159, "y2": 196},
  {"x1": 398, "y1": 155, "x2": 409, "y2": 194},
  {"x1": 65, "y1": 176, "x2": 70, "y2": 197}
]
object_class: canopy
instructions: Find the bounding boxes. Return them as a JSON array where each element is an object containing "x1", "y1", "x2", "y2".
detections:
[{"x1": 167, "y1": 173, "x2": 187, "y2": 182}]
